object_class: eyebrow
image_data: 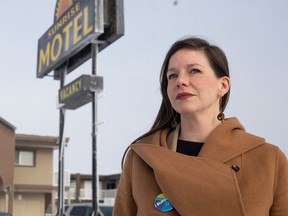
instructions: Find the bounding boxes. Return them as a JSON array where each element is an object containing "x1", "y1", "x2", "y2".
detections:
[
  {"x1": 167, "y1": 68, "x2": 177, "y2": 73},
  {"x1": 167, "y1": 63, "x2": 204, "y2": 72},
  {"x1": 187, "y1": 63, "x2": 204, "y2": 68}
]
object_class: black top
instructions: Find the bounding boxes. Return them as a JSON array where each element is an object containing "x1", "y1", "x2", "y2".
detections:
[{"x1": 176, "y1": 139, "x2": 204, "y2": 156}]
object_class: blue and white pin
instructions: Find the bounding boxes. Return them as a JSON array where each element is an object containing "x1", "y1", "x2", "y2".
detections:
[{"x1": 154, "y1": 193, "x2": 174, "y2": 212}]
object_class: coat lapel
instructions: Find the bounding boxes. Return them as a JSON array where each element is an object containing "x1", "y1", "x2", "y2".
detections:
[
  {"x1": 167, "y1": 118, "x2": 265, "y2": 163},
  {"x1": 131, "y1": 144, "x2": 246, "y2": 215},
  {"x1": 199, "y1": 118, "x2": 265, "y2": 163},
  {"x1": 130, "y1": 118, "x2": 266, "y2": 215}
]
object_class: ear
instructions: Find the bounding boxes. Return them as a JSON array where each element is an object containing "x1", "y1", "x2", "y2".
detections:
[{"x1": 218, "y1": 76, "x2": 230, "y2": 97}]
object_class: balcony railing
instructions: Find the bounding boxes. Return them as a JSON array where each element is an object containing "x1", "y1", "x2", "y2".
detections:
[
  {"x1": 73, "y1": 189, "x2": 117, "y2": 200},
  {"x1": 54, "y1": 190, "x2": 72, "y2": 199},
  {"x1": 80, "y1": 188, "x2": 93, "y2": 200},
  {"x1": 68, "y1": 188, "x2": 76, "y2": 199},
  {"x1": 55, "y1": 188, "x2": 117, "y2": 201},
  {"x1": 99, "y1": 189, "x2": 117, "y2": 199}
]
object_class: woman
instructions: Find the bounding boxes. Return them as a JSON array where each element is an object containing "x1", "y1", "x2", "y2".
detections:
[{"x1": 113, "y1": 37, "x2": 288, "y2": 216}]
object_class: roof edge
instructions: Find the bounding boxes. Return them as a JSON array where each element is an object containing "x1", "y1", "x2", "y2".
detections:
[{"x1": 0, "y1": 116, "x2": 16, "y2": 131}]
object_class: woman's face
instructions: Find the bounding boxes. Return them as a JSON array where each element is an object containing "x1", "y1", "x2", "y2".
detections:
[{"x1": 166, "y1": 49, "x2": 229, "y2": 117}]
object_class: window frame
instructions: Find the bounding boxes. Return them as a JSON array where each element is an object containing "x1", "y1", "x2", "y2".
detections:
[{"x1": 14, "y1": 149, "x2": 36, "y2": 167}]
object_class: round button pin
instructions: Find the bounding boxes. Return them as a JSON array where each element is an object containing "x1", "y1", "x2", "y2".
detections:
[{"x1": 154, "y1": 193, "x2": 174, "y2": 212}]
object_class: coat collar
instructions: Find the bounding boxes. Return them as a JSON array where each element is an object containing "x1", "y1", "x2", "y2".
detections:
[
  {"x1": 130, "y1": 143, "x2": 246, "y2": 215},
  {"x1": 129, "y1": 118, "x2": 264, "y2": 215},
  {"x1": 199, "y1": 118, "x2": 265, "y2": 163},
  {"x1": 134, "y1": 117, "x2": 265, "y2": 163}
]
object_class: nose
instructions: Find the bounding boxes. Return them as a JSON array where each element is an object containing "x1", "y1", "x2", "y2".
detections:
[{"x1": 176, "y1": 72, "x2": 189, "y2": 87}]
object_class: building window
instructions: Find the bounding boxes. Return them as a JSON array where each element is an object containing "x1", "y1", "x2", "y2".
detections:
[
  {"x1": 70, "y1": 180, "x2": 76, "y2": 189},
  {"x1": 106, "y1": 181, "x2": 116, "y2": 189},
  {"x1": 15, "y1": 150, "x2": 35, "y2": 166}
]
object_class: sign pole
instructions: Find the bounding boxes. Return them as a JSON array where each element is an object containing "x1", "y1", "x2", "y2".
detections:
[
  {"x1": 36, "y1": 1, "x2": 124, "y2": 215},
  {"x1": 57, "y1": 64, "x2": 67, "y2": 216},
  {"x1": 91, "y1": 43, "x2": 99, "y2": 215}
]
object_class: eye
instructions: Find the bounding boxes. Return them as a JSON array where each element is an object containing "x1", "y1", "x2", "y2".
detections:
[
  {"x1": 167, "y1": 73, "x2": 178, "y2": 80},
  {"x1": 189, "y1": 68, "x2": 201, "y2": 74}
]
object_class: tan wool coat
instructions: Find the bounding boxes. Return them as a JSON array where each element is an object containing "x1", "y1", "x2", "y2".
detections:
[{"x1": 113, "y1": 118, "x2": 288, "y2": 216}]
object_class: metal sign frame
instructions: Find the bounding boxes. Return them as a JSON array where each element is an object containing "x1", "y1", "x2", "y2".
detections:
[
  {"x1": 53, "y1": 0, "x2": 124, "y2": 80},
  {"x1": 37, "y1": 0, "x2": 104, "y2": 78},
  {"x1": 36, "y1": 0, "x2": 124, "y2": 215}
]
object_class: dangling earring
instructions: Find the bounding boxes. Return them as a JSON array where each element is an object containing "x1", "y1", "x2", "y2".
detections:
[
  {"x1": 217, "y1": 98, "x2": 225, "y2": 122},
  {"x1": 171, "y1": 120, "x2": 177, "y2": 129},
  {"x1": 217, "y1": 112, "x2": 225, "y2": 122}
]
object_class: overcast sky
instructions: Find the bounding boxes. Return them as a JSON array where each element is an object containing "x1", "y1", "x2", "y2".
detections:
[{"x1": 1, "y1": 0, "x2": 288, "y2": 175}]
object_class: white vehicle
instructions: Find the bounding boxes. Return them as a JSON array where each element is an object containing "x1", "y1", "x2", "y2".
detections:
[{"x1": 64, "y1": 203, "x2": 113, "y2": 216}]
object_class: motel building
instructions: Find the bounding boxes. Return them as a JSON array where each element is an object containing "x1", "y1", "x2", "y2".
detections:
[{"x1": 0, "y1": 117, "x2": 119, "y2": 216}]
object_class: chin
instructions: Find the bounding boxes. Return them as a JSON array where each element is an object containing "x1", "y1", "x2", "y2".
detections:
[{"x1": 175, "y1": 108, "x2": 198, "y2": 115}]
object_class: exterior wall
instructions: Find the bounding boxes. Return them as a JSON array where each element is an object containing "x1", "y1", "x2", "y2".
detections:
[
  {"x1": 13, "y1": 139, "x2": 57, "y2": 216},
  {"x1": 0, "y1": 118, "x2": 15, "y2": 213},
  {"x1": 0, "y1": 194, "x2": 5, "y2": 209},
  {"x1": 0, "y1": 118, "x2": 58, "y2": 215},
  {"x1": 67, "y1": 173, "x2": 120, "y2": 204},
  {"x1": 14, "y1": 148, "x2": 54, "y2": 185},
  {"x1": 13, "y1": 193, "x2": 45, "y2": 216}
]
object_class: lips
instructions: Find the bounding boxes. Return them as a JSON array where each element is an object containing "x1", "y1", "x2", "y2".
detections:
[{"x1": 176, "y1": 92, "x2": 194, "y2": 100}]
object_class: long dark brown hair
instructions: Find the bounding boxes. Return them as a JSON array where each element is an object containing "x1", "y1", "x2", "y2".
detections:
[{"x1": 122, "y1": 36, "x2": 230, "y2": 167}]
